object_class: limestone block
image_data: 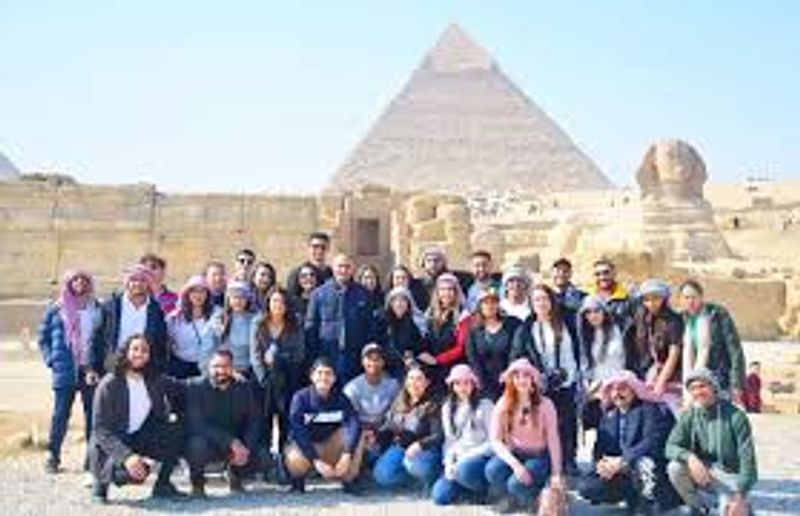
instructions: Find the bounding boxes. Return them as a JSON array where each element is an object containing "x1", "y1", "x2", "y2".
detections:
[
  {"x1": 406, "y1": 196, "x2": 437, "y2": 224},
  {"x1": 412, "y1": 219, "x2": 446, "y2": 241}
]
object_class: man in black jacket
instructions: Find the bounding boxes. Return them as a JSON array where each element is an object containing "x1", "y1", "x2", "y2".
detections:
[
  {"x1": 89, "y1": 264, "x2": 168, "y2": 375},
  {"x1": 185, "y1": 348, "x2": 264, "y2": 497},
  {"x1": 88, "y1": 334, "x2": 184, "y2": 504},
  {"x1": 579, "y1": 371, "x2": 676, "y2": 513}
]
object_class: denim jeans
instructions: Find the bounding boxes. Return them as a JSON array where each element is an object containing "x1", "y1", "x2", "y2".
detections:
[
  {"x1": 668, "y1": 460, "x2": 748, "y2": 513},
  {"x1": 373, "y1": 444, "x2": 442, "y2": 489},
  {"x1": 484, "y1": 451, "x2": 551, "y2": 505},
  {"x1": 48, "y1": 368, "x2": 95, "y2": 461},
  {"x1": 431, "y1": 453, "x2": 491, "y2": 505}
]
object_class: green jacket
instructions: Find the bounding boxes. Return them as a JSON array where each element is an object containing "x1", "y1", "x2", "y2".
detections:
[
  {"x1": 684, "y1": 302, "x2": 746, "y2": 392},
  {"x1": 665, "y1": 399, "x2": 758, "y2": 494}
]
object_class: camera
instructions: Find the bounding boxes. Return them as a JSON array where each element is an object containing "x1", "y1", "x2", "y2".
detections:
[{"x1": 546, "y1": 368, "x2": 568, "y2": 391}]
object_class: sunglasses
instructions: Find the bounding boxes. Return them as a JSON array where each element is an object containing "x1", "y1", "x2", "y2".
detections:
[{"x1": 237, "y1": 257, "x2": 254, "y2": 265}]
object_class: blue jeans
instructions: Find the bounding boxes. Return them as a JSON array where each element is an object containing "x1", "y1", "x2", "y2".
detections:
[
  {"x1": 432, "y1": 453, "x2": 491, "y2": 505},
  {"x1": 373, "y1": 444, "x2": 442, "y2": 489},
  {"x1": 485, "y1": 451, "x2": 551, "y2": 505},
  {"x1": 48, "y1": 368, "x2": 94, "y2": 461}
]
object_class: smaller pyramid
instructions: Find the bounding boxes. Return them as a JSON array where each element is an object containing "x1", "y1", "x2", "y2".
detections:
[{"x1": 0, "y1": 152, "x2": 20, "y2": 180}]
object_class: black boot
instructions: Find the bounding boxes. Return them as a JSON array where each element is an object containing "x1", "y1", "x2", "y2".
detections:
[
  {"x1": 44, "y1": 453, "x2": 59, "y2": 474},
  {"x1": 190, "y1": 480, "x2": 206, "y2": 499},
  {"x1": 91, "y1": 482, "x2": 108, "y2": 504},
  {"x1": 151, "y1": 461, "x2": 186, "y2": 499},
  {"x1": 289, "y1": 477, "x2": 306, "y2": 493}
]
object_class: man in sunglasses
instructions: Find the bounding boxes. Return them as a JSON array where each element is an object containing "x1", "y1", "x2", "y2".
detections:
[
  {"x1": 286, "y1": 232, "x2": 334, "y2": 297},
  {"x1": 588, "y1": 258, "x2": 634, "y2": 332},
  {"x1": 233, "y1": 248, "x2": 257, "y2": 283}
]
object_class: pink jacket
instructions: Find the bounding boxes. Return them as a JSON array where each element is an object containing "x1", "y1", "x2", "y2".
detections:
[{"x1": 490, "y1": 395, "x2": 562, "y2": 476}]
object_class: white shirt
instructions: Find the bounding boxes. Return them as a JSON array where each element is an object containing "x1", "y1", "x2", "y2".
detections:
[
  {"x1": 118, "y1": 294, "x2": 149, "y2": 350},
  {"x1": 126, "y1": 374, "x2": 152, "y2": 434},
  {"x1": 532, "y1": 321, "x2": 579, "y2": 387},
  {"x1": 167, "y1": 316, "x2": 209, "y2": 363},
  {"x1": 77, "y1": 305, "x2": 96, "y2": 366},
  {"x1": 501, "y1": 298, "x2": 532, "y2": 322},
  {"x1": 588, "y1": 325, "x2": 627, "y2": 383}
]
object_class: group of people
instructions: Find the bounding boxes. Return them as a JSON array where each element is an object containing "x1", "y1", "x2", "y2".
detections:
[{"x1": 37, "y1": 231, "x2": 761, "y2": 514}]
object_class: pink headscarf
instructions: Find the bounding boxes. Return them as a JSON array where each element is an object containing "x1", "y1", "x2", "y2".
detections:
[
  {"x1": 445, "y1": 364, "x2": 481, "y2": 388},
  {"x1": 499, "y1": 358, "x2": 544, "y2": 388},
  {"x1": 58, "y1": 270, "x2": 95, "y2": 363},
  {"x1": 123, "y1": 264, "x2": 156, "y2": 293},
  {"x1": 599, "y1": 370, "x2": 659, "y2": 407}
]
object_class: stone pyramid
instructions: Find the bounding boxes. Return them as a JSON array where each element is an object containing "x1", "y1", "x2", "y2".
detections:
[
  {"x1": 329, "y1": 24, "x2": 613, "y2": 195},
  {"x1": 0, "y1": 152, "x2": 20, "y2": 180}
]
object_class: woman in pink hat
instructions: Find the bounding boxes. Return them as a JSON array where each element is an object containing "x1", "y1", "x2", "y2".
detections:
[
  {"x1": 431, "y1": 364, "x2": 495, "y2": 505},
  {"x1": 485, "y1": 358, "x2": 565, "y2": 513},
  {"x1": 419, "y1": 273, "x2": 470, "y2": 391},
  {"x1": 165, "y1": 275, "x2": 213, "y2": 379}
]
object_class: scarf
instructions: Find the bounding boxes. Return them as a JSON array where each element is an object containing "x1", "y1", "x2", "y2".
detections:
[
  {"x1": 58, "y1": 270, "x2": 95, "y2": 365},
  {"x1": 683, "y1": 308, "x2": 713, "y2": 398}
]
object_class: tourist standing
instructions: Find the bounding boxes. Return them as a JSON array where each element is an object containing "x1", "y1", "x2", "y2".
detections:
[
  {"x1": 165, "y1": 275, "x2": 213, "y2": 379},
  {"x1": 500, "y1": 265, "x2": 532, "y2": 322},
  {"x1": 286, "y1": 232, "x2": 334, "y2": 296},
  {"x1": 139, "y1": 253, "x2": 179, "y2": 315},
  {"x1": 203, "y1": 280, "x2": 255, "y2": 377}
]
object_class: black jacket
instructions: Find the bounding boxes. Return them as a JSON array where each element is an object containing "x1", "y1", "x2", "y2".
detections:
[
  {"x1": 89, "y1": 293, "x2": 168, "y2": 374},
  {"x1": 593, "y1": 399, "x2": 674, "y2": 466},
  {"x1": 186, "y1": 376, "x2": 261, "y2": 450},
  {"x1": 466, "y1": 316, "x2": 520, "y2": 400},
  {"x1": 90, "y1": 372, "x2": 181, "y2": 482}
]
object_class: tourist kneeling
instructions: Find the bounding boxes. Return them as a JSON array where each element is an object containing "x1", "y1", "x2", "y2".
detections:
[
  {"x1": 186, "y1": 348, "x2": 264, "y2": 497},
  {"x1": 88, "y1": 334, "x2": 184, "y2": 503},
  {"x1": 578, "y1": 371, "x2": 675, "y2": 513},
  {"x1": 373, "y1": 364, "x2": 443, "y2": 491},
  {"x1": 284, "y1": 358, "x2": 365, "y2": 494},
  {"x1": 665, "y1": 368, "x2": 757, "y2": 516},
  {"x1": 431, "y1": 364, "x2": 494, "y2": 505},
  {"x1": 484, "y1": 359, "x2": 565, "y2": 513}
]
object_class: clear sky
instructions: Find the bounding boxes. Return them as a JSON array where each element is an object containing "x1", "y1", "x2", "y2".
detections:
[{"x1": 1, "y1": 1, "x2": 798, "y2": 193}]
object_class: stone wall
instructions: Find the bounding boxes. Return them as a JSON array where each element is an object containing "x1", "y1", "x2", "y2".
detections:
[{"x1": 0, "y1": 181, "x2": 330, "y2": 299}]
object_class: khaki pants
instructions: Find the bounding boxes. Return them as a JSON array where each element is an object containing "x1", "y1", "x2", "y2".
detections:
[{"x1": 284, "y1": 429, "x2": 365, "y2": 482}]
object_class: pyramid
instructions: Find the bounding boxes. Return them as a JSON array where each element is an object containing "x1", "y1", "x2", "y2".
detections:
[
  {"x1": 329, "y1": 24, "x2": 613, "y2": 195},
  {"x1": 0, "y1": 152, "x2": 20, "y2": 180}
]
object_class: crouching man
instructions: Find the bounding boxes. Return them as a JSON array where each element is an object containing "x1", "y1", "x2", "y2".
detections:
[
  {"x1": 89, "y1": 334, "x2": 184, "y2": 503},
  {"x1": 284, "y1": 357, "x2": 366, "y2": 494},
  {"x1": 186, "y1": 348, "x2": 264, "y2": 497},
  {"x1": 666, "y1": 368, "x2": 757, "y2": 516},
  {"x1": 579, "y1": 370, "x2": 676, "y2": 513}
]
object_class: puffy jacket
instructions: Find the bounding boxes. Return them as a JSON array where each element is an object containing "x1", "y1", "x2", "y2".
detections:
[{"x1": 38, "y1": 302, "x2": 101, "y2": 389}]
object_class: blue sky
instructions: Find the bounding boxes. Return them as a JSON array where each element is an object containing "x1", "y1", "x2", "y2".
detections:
[{"x1": 1, "y1": 1, "x2": 798, "y2": 192}]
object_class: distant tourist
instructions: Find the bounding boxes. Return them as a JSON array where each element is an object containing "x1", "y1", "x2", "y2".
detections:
[
  {"x1": 511, "y1": 283, "x2": 581, "y2": 475},
  {"x1": 743, "y1": 361, "x2": 762, "y2": 413},
  {"x1": 89, "y1": 264, "x2": 168, "y2": 375},
  {"x1": 232, "y1": 248, "x2": 256, "y2": 283},
  {"x1": 304, "y1": 253, "x2": 377, "y2": 384},
  {"x1": 251, "y1": 260, "x2": 277, "y2": 312},
  {"x1": 578, "y1": 371, "x2": 677, "y2": 513},
  {"x1": 186, "y1": 348, "x2": 264, "y2": 497},
  {"x1": 343, "y1": 343, "x2": 400, "y2": 467},
  {"x1": 202, "y1": 280, "x2": 255, "y2": 377},
  {"x1": 465, "y1": 250, "x2": 501, "y2": 312},
  {"x1": 624, "y1": 279, "x2": 684, "y2": 411},
  {"x1": 666, "y1": 368, "x2": 757, "y2": 516},
  {"x1": 139, "y1": 253, "x2": 178, "y2": 315},
  {"x1": 165, "y1": 275, "x2": 213, "y2": 379},
  {"x1": 88, "y1": 334, "x2": 184, "y2": 503},
  {"x1": 465, "y1": 286, "x2": 520, "y2": 400},
  {"x1": 431, "y1": 364, "x2": 494, "y2": 506},
  {"x1": 576, "y1": 295, "x2": 627, "y2": 429},
  {"x1": 284, "y1": 358, "x2": 365, "y2": 494},
  {"x1": 499, "y1": 265, "x2": 532, "y2": 322},
  {"x1": 422, "y1": 272, "x2": 470, "y2": 390},
  {"x1": 39, "y1": 270, "x2": 101, "y2": 474},
  {"x1": 286, "y1": 232, "x2": 333, "y2": 297},
  {"x1": 678, "y1": 279, "x2": 747, "y2": 404},
  {"x1": 203, "y1": 260, "x2": 227, "y2": 308},
  {"x1": 485, "y1": 359, "x2": 564, "y2": 513},
  {"x1": 250, "y1": 287, "x2": 306, "y2": 474},
  {"x1": 588, "y1": 258, "x2": 634, "y2": 331},
  {"x1": 381, "y1": 286, "x2": 428, "y2": 378},
  {"x1": 550, "y1": 257, "x2": 587, "y2": 314},
  {"x1": 373, "y1": 364, "x2": 443, "y2": 492}
]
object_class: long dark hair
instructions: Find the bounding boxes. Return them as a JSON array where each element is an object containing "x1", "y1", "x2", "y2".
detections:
[
  {"x1": 256, "y1": 287, "x2": 298, "y2": 342},
  {"x1": 391, "y1": 364, "x2": 433, "y2": 413},
  {"x1": 579, "y1": 305, "x2": 615, "y2": 369},
  {"x1": 221, "y1": 291, "x2": 252, "y2": 341},
  {"x1": 180, "y1": 284, "x2": 212, "y2": 323},
  {"x1": 531, "y1": 283, "x2": 565, "y2": 339},
  {"x1": 445, "y1": 381, "x2": 481, "y2": 433},
  {"x1": 253, "y1": 261, "x2": 277, "y2": 294},
  {"x1": 113, "y1": 333, "x2": 157, "y2": 379}
]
